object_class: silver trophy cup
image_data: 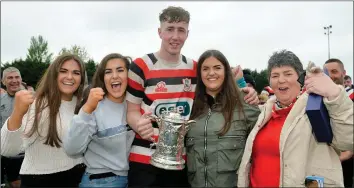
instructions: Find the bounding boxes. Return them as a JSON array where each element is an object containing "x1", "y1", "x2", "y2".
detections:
[{"x1": 147, "y1": 110, "x2": 195, "y2": 170}]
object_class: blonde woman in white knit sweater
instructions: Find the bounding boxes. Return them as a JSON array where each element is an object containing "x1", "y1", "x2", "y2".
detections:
[{"x1": 1, "y1": 53, "x2": 87, "y2": 187}]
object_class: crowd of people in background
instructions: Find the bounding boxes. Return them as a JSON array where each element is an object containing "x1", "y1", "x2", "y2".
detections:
[{"x1": 1, "y1": 5, "x2": 353, "y2": 188}]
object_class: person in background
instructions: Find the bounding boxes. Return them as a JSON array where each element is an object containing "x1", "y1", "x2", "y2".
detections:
[
  {"x1": 243, "y1": 69, "x2": 256, "y2": 89},
  {"x1": 324, "y1": 58, "x2": 353, "y2": 188},
  {"x1": 1, "y1": 53, "x2": 87, "y2": 187},
  {"x1": 20, "y1": 82, "x2": 28, "y2": 90},
  {"x1": 63, "y1": 53, "x2": 134, "y2": 188},
  {"x1": 1, "y1": 67, "x2": 24, "y2": 188},
  {"x1": 262, "y1": 85, "x2": 274, "y2": 98},
  {"x1": 0, "y1": 67, "x2": 22, "y2": 127},
  {"x1": 27, "y1": 86, "x2": 35, "y2": 93},
  {"x1": 186, "y1": 50, "x2": 260, "y2": 187},
  {"x1": 238, "y1": 50, "x2": 353, "y2": 187},
  {"x1": 324, "y1": 58, "x2": 347, "y2": 85},
  {"x1": 344, "y1": 75, "x2": 353, "y2": 101},
  {"x1": 259, "y1": 85, "x2": 273, "y2": 107},
  {"x1": 344, "y1": 75, "x2": 353, "y2": 88},
  {"x1": 258, "y1": 92, "x2": 269, "y2": 106}
]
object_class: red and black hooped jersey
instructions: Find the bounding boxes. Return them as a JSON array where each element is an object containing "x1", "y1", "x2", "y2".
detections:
[{"x1": 126, "y1": 53, "x2": 197, "y2": 164}]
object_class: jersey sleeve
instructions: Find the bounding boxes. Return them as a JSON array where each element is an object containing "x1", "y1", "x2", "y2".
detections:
[{"x1": 126, "y1": 58, "x2": 146, "y2": 104}]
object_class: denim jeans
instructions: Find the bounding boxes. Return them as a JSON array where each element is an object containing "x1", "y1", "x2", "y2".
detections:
[{"x1": 79, "y1": 172, "x2": 128, "y2": 188}]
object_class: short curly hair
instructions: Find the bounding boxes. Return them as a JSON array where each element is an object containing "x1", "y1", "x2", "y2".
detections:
[
  {"x1": 159, "y1": 6, "x2": 190, "y2": 23},
  {"x1": 267, "y1": 49, "x2": 304, "y2": 80}
]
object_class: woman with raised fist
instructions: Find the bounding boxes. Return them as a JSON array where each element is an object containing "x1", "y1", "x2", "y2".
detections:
[
  {"x1": 63, "y1": 53, "x2": 134, "y2": 188},
  {"x1": 1, "y1": 53, "x2": 87, "y2": 187}
]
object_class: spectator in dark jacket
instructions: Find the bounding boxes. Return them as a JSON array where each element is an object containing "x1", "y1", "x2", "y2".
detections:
[{"x1": 243, "y1": 70, "x2": 256, "y2": 89}]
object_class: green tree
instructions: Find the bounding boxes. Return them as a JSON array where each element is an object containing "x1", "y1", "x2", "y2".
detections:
[
  {"x1": 255, "y1": 69, "x2": 269, "y2": 93},
  {"x1": 85, "y1": 59, "x2": 97, "y2": 85},
  {"x1": 59, "y1": 45, "x2": 90, "y2": 62},
  {"x1": 26, "y1": 35, "x2": 53, "y2": 63},
  {"x1": 244, "y1": 68, "x2": 269, "y2": 94},
  {"x1": 1, "y1": 58, "x2": 49, "y2": 89}
]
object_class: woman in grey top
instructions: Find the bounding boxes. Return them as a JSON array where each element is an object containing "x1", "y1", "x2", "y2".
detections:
[{"x1": 63, "y1": 53, "x2": 135, "y2": 188}]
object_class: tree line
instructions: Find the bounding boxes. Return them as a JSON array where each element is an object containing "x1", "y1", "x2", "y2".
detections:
[
  {"x1": 1, "y1": 35, "x2": 269, "y2": 93},
  {"x1": 1, "y1": 35, "x2": 96, "y2": 89}
]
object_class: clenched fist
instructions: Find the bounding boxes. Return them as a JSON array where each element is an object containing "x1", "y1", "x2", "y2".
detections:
[
  {"x1": 7, "y1": 90, "x2": 34, "y2": 131},
  {"x1": 13, "y1": 90, "x2": 34, "y2": 117},
  {"x1": 82, "y1": 87, "x2": 105, "y2": 114}
]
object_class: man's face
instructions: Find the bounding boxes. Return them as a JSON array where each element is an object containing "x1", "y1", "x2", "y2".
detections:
[
  {"x1": 324, "y1": 62, "x2": 346, "y2": 85},
  {"x1": 158, "y1": 21, "x2": 189, "y2": 56},
  {"x1": 3, "y1": 71, "x2": 22, "y2": 95},
  {"x1": 344, "y1": 78, "x2": 352, "y2": 87},
  {"x1": 3, "y1": 72, "x2": 22, "y2": 95}
]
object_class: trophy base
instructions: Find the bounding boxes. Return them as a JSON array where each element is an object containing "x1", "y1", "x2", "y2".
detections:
[{"x1": 150, "y1": 155, "x2": 185, "y2": 170}]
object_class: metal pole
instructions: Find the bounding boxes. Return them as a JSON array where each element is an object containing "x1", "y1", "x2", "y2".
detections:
[
  {"x1": 324, "y1": 25, "x2": 332, "y2": 59},
  {"x1": 328, "y1": 27, "x2": 330, "y2": 59}
]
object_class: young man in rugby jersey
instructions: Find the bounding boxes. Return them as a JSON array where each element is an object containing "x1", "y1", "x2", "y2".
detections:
[
  {"x1": 324, "y1": 59, "x2": 353, "y2": 188},
  {"x1": 126, "y1": 6, "x2": 259, "y2": 187}
]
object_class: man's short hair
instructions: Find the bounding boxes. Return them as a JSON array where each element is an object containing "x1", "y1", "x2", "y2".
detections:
[
  {"x1": 2, "y1": 67, "x2": 21, "y2": 81},
  {"x1": 324, "y1": 58, "x2": 345, "y2": 71},
  {"x1": 344, "y1": 75, "x2": 352, "y2": 80},
  {"x1": 159, "y1": 6, "x2": 190, "y2": 23}
]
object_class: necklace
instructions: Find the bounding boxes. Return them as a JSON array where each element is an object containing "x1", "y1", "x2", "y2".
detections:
[{"x1": 275, "y1": 90, "x2": 303, "y2": 109}]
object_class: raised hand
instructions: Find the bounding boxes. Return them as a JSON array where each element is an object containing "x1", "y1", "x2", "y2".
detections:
[
  {"x1": 305, "y1": 71, "x2": 340, "y2": 101},
  {"x1": 13, "y1": 90, "x2": 34, "y2": 117},
  {"x1": 7, "y1": 90, "x2": 34, "y2": 131},
  {"x1": 82, "y1": 87, "x2": 105, "y2": 114},
  {"x1": 231, "y1": 65, "x2": 243, "y2": 81}
]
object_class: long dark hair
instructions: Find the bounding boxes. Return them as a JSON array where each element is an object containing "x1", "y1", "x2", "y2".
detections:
[
  {"x1": 74, "y1": 85, "x2": 92, "y2": 114},
  {"x1": 75, "y1": 53, "x2": 131, "y2": 113},
  {"x1": 191, "y1": 49, "x2": 244, "y2": 136},
  {"x1": 27, "y1": 53, "x2": 86, "y2": 148}
]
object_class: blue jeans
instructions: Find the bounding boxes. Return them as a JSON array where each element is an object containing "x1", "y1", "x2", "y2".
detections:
[{"x1": 79, "y1": 172, "x2": 127, "y2": 188}]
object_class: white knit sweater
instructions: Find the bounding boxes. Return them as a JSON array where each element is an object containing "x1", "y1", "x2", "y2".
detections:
[{"x1": 1, "y1": 97, "x2": 83, "y2": 175}]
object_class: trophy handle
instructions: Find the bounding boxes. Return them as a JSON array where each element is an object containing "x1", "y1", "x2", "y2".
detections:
[
  {"x1": 144, "y1": 114, "x2": 160, "y2": 150},
  {"x1": 150, "y1": 141, "x2": 157, "y2": 149},
  {"x1": 146, "y1": 114, "x2": 161, "y2": 124},
  {"x1": 185, "y1": 120, "x2": 196, "y2": 131}
]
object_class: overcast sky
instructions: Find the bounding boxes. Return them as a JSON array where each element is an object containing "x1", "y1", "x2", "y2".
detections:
[{"x1": 1, "y1": 1, "x2": 353, "y2": 77}]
